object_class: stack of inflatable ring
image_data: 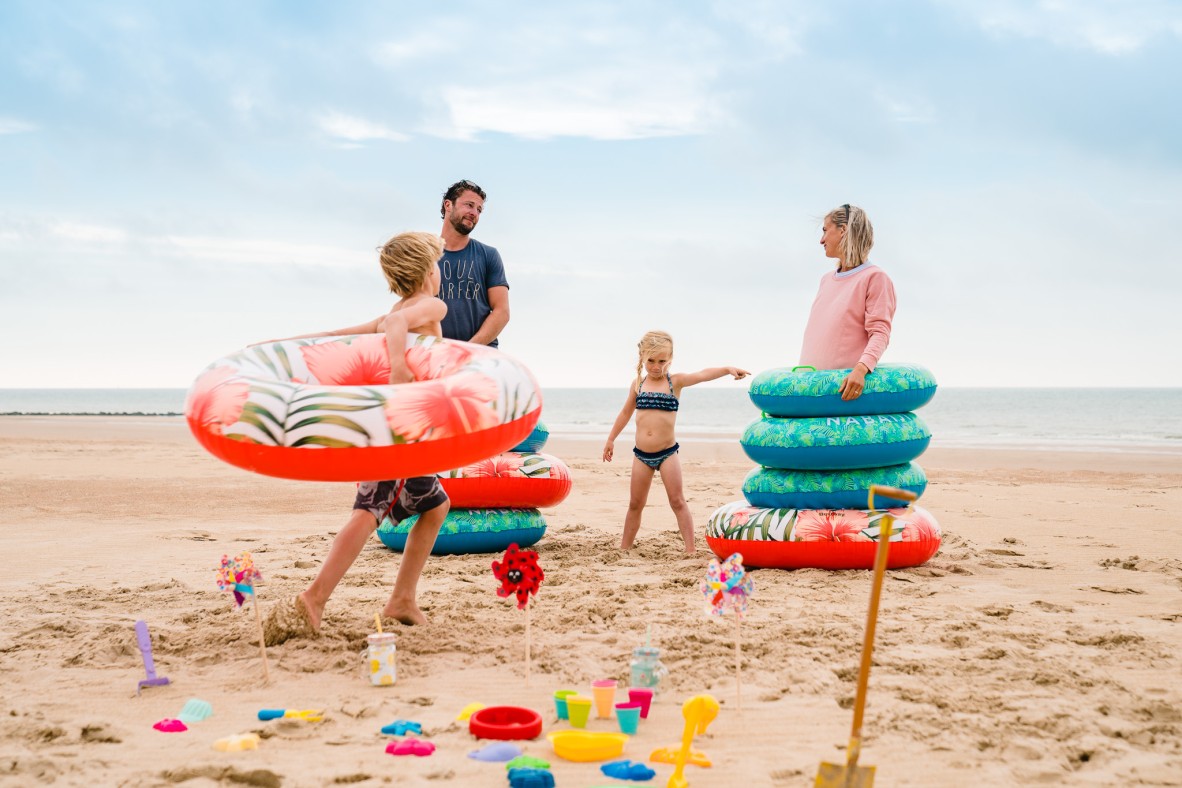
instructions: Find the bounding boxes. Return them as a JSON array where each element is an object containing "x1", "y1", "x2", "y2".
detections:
[
  {"x1": 705, "y1": 363, "x2": 943, "y2": 570},
  {"x1": 378, "y1": 421, "x2": 574, "y2": 555},
  {"x1": 185, "y1": 333, "x2": 542, "y2": 481}
]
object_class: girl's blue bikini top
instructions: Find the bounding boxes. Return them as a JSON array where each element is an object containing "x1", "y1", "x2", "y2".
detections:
[{"x1": 635, "y1": 374, "x2": 679, "y2": 412}]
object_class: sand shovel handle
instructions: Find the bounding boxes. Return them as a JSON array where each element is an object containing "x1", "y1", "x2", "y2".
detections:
[
  {"x1": 846, "y1": 494, "x2": 901, "y2": 767},
  {"x1": 867, "y1": 485, "x2": 917, "y2": 509}
]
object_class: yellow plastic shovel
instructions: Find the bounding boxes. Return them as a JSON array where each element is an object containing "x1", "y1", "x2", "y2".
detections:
[{"x1": 815, "y1": 485, "x2": 918, "y2": 788}]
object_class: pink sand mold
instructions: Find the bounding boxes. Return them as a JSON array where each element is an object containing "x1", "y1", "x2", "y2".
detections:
[
  {"x1": 386, "y1": 739, "x2": 435, "y2": 757},
  {"x1": 467, "y1": 741, "x2": 523, "y2": 762},
  {"x1": 152, "y1": 718, "x2": 188, "y2": 733}
]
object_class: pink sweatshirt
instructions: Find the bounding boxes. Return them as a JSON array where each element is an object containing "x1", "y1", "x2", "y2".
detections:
[{"x1": 799, "y1": 263, "x2": 896, "y2": 371}]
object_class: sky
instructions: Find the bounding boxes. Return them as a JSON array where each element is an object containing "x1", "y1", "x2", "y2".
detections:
[{"x1": 1, "y1": 0, "x2": 1180, "y2": 391}]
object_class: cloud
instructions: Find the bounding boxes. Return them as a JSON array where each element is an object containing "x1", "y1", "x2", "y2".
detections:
[
  {"x1": 439, "y1": 74, "x2": 721, "y2": 141},
  {"x1": 0, "y1": 117, "x2": 37, "y2": 134},
  {"x1": 51, "y1": 221, "x2": 128, "y2": 243},
  {"x1": 874, "y1": 90, "x2": 937, "y2": 124},
  {"x1": 947, "y1": 0, "x2": 1182, "y2": 55},
  {"x1": 317, "y1": 111, "x2": 409, "y2": 144},
  {"x1": 374, "y1": 8, "x2": 729, "y2": 141}
]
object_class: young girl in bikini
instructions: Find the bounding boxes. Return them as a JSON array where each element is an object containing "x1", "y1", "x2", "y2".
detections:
[{"x1": 603, "y1": 330, "x2": 749, "y2": 554}]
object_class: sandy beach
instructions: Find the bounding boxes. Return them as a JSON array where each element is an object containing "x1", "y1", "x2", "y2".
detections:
[{"x1": 1, "y1": 416, "x2": 1180, "y2": 787}]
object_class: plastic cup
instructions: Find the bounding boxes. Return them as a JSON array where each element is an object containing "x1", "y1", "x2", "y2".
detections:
[
  {"x1": 566, "y1": 695, "x2": 592, "y2": 729},
  {"x1": 591, "y1": 679, "x2": 617, "y2": 719},
  {"x1": 553, "y1": 689, "x2": 577, "y2": 720},
  {"x1": 614, "y1": 702, "x2": 641, "y2": 735},
  {"x1": 628, "y1": 687, "x2": 654, "y2": 719}
]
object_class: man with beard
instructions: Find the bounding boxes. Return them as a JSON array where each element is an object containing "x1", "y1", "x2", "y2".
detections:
[{"x1": 438, "y1": 179, "x2": 510, "y2": 346}]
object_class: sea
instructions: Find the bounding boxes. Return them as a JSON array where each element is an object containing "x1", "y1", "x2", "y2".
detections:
[{"x1": 2, "y1": 387, "x2": 1180, "y2": 454}]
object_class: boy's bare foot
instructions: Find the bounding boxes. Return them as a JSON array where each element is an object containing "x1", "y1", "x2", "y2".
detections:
[
  {"x1": 263, "y1": 594, "x2": 321, "y2": 646},
  {"x1": 297, "y1": 591, "x2": 323, "y2": 633},
  {"x1": 382, "y1": 600, "x2": 428, "y2": 626}
]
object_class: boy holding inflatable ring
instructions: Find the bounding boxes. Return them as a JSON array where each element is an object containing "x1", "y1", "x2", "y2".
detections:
[{"x1": 265, "y1": 231, "x2": 451, "y2": 633}]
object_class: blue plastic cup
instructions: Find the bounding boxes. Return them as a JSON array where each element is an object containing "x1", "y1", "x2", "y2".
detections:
[
  {"x1": 615, "y1": 702, "x2": 641, "y2": 735},
  {"x1": 553, "y1": 689, "x2": 577, "y2": 720}
]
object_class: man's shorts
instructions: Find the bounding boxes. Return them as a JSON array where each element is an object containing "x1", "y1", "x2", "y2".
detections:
[{"x1": 353, "y1": 476, "x2": 448, "y2": 524}]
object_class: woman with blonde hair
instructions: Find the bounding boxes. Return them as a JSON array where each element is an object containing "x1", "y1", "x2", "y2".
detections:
[
  {"x1": 799, "y1": 203, "x2": 896, "y2": 400},
  {"x1": 603, "y1": 330, "x2": 748, "y2": 553}
]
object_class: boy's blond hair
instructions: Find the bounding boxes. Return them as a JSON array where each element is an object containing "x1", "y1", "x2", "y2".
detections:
[{"x1": 379, "y1": 232, "x2": 444, "y2": 297}]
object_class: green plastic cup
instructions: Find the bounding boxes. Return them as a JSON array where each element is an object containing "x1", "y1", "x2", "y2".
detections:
[{"x1": 566, "y1": 695, "x2": 592, "y2": 729}]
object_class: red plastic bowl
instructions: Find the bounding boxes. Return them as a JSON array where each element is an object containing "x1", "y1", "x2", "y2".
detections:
[{"x1": 468, "y1": 706, "x2": 543, "y2": 740}]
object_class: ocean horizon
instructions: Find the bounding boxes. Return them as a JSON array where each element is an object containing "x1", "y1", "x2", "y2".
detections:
[{"x1": 2, "y1": 387, "x2": 1180, "y2": 454}]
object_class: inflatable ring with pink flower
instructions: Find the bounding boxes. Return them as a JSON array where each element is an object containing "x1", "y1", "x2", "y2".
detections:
[
  {"x1": 184, "y1": 333, "x2": 542, "y2": 482},
  {"x1": 705, "y1": 500, "x2": 941, "y2": 570},
  {"x1": 437, "y1": 451, "x2": 572, "y2": 509}
]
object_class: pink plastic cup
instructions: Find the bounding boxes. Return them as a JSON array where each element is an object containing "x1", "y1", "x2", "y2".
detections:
[
  {"x1": 591, "y1": 679, "x2": 617, "y2": 719},
  {"x1": 628, "y1": 687, "x2": 654, "y2": 718}
]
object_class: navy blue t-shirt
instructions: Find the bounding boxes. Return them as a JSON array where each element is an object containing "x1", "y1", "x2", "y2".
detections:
[{"x1": 438, "y1": 238, "x2": 508, "y2": 346}]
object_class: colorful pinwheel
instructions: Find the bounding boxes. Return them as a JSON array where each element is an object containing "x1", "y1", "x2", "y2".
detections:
[
  {"x1": 491, "y1": 543, "x2": 545, "y2": 610},
  {"x1": 701, "y1": 552, "x2": 753, "y2": 618},
  {"x1": 216, "y1": 552, "x2": 262, "y2": 607}
]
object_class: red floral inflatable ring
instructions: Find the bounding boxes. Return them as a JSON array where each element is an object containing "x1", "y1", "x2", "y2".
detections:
[
  {"x1": 706, "y1": 501, "x2": 941, "y2": 570},
  {"x1": 438, "y1": 451, "x2": 572, "y2": 508},
  {"x1": 185, "y1": 333, "x2": 542, "y2": 482}
]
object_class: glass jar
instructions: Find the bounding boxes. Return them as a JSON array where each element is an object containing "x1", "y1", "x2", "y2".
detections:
[{"x1": 629, "y1": 646, "x2": 668, "y2": 691}]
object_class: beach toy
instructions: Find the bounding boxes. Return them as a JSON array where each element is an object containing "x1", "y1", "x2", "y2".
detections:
[
  {"x1": 748, "y1": 363, "x2": 937, "y2": 418},
  {"x1": 702, "y1": 552, "x2": 754, "y2": 709},
  {"x1": 547, "y1": 731, "x2": 629, "y2": 763},
  {"x1": 365, "y1": 632, "x2": 397, "y2": 686},
  {"x1": 553, "y1": 689, "x2": 577, "y2": 720},
  {"x1": 630, "y1": 645, "x2": 667, "y2": 693},
  {"x1": 185, "y1": 333, "x2": 541, "y2": 482},
  {"x1": 215, "y1": 552, "x2": 269, "y2": 683},
  {"x1": 152, "y1": 719, "x2": 187, "y2": 733},
  {"x1": 740, "y1": 411, "x2": 931, "y2": 471},
  {"x1": 257, "y1": 708, "x2": 323, "y2": 722},
  {"x1": 506, "y1": 755, "x2": 551, "y2": 770},
  {"x1": 614, "y1": 702, "x2": 642, "y2": 735},
  {"x1": 386, "y1": 739, "x2": 435, "y2": 757},
  {"x1": 437, "y1": 451, "x2": 572, "y2": 508},
  {"x1": 650, "y1": 749, "x2": 712, "y2": 768},
  {"x1": 468, "y1": 742, "x2": 523, "y2": 762},
  {"x1": 507, "y1": 767, "x2": 555, "y2": 788},
  {"x1": 177, "y1": 699, "x2": 213, "y2": 724},
  {"x1": 134, "y1": 620, "x2": 171, "y2": 695},
  {"x1": 469, "y1": 706, "x2": 543, "y2": 740},
  {"x1": 491, "y1": 544, "x2": 545, "y2": 683},
  {"x1": 602, "y1": 759, "x2": 657, "y2": 781},
  {"x1": 628, "y1": 688, "x2": 654, "y2": 719},
  {"x1": 592, "y1": 678, "x2": 617, "y2": 719},
  {"x1": 213, "y1": 733, "x2": 260, "y2": 752},
  {"x1": 742, "y1": 462, "x2": 927, "y2": 511},
  {"x1": 381, "y1": 508, "x2": 547, "y2": 556},
  {"x1": 381, "y1": 720, "x2": 422, "y2": 736},
  {"x1": 814, "y1": 487, "x2": 915, "y2": 788},
  {"x1": 566, "y1": 695, "x2": 592, "y2": 729},
  {"x1": 653, "y1": 694, "x2": 719, "y2": 788},
  {"x1": 706, "y1": 502, "x2": 941, "y2": 571},
  {"x1": 456, "y1": 702, "x2": 486, "y2": 721}
]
